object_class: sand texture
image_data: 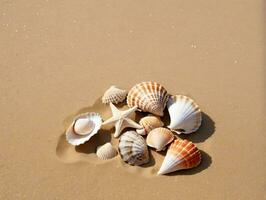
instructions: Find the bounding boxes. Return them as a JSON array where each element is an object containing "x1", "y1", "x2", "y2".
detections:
[{"x1": 0, "y1": 0, "x2": 265, "y2": 199}]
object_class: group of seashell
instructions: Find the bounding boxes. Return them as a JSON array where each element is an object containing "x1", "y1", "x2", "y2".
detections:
[{"x1": 66, "y1": 81, "x2": 203, "y2": 175}]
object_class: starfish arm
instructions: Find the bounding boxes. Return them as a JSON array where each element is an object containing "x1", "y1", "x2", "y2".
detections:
[
  {"x1": 114, "y1": 119, "x2": 124, "y2": 138},
  {"x1": 102, "y1": 116, "x2": 117, "y2": 126},
  {"x1": 121, "y1": 106, "x2": 138, "y2": 117},
  {"x1": 124, "y1": 118, "x2": 142, "y2": 129},
  {"x1": 110, "y1": 102, "x2": 120, "y2": 116}
]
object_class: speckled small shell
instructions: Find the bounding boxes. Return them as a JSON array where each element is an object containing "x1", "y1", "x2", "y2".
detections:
[
  {"x1": 127, "y1": 82, "x2": 169, "y2": 116},
  {"x1": 96, "y1": 143, "x2": 118, "y2": 160},
  {"x1": 118, "y1": 131, "x2": 149, "y2": 166},
  {"x1": 136, "y1": 115, "x2": 164, "y2": 135},
  {"x1": 102, "y1": 85, "x2": 127, "y2": 104},
  {"x1": 158, "y1": 139, "x2": 201, "y2": 175},
  {"x1": 146, "y1": 128, "x2": 174, "y2": 151}
]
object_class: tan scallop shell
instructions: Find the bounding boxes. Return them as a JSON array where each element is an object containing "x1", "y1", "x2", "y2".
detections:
[
  {"x1": 127, "y1": 81, "x2": 169, "y2": 116},
  {"x1": 146, "y1": 127, "x2": 174, "y2": 151},
  {"x1": 118, "y1": 131, "x2": 149, "y2": 166},
  {"x1": 102, "y1": 85, "x2": 127, "y2": 104},
  {"x1": 66, "y1": 112, "x2": 102, "y2": 146},
  {"x1": 158, "y1": 139, "x2": 201, "y2": 175},
  {"x1": 96, "y1": 143, "x2": 118, "y2": 160},
  {"x1": 167, "y1": 95, "x2": 202, "y2": 134},
  {"x1": 136, "y1": 115, "x2": 164, "y2": 135}
]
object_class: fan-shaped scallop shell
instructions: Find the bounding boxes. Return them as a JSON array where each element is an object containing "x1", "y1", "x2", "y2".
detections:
[
  {"x1": 127, "y1": 81, "x2": 169, "y2": 116},
  {"x1": 146, "y1": 128, "x2": 174, "y2": 151},
  {"x1": 136, "y1": 115, "x2": 164, "y2": 135},
  {"x1": 96, "y1": 143, "x2": 118, "y2": 160},
  {"x1": 158, "y1": 139, "x2": 201, "y2": 175},
  {"x1": 102, "y1": 85, "x2": 127, "y2": 104},
  {"x1": 66, "y1": 112, "x2": 102, "y2": 146},
  {"x1": 167, "y1": 95, "x2": 202, "y2": 134},
  {"x1": 118, "y1": 131, "x2": 149, "y2": 166}
]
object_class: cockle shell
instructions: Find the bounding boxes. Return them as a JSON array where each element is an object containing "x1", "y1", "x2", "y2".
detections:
[
  {"x1": 127, "y1": 81, "x2": 169, "y2": 116},
  {"x1": 146, "y1": 128, "x2": 174, "y2": 151},
  {"x1": 167, "y1": 95, "x2": 202, "y2": 134},
  {"x1": 136, "y1": 115, "x2": 164, "y2": 135},
  {"x1": 66, "y1": 112, "x2": 102, "y2": 146},
  {"x1": 118, "y1": 131, "x2": 149, "y2": 166},
  {"x1": 158, "y1": 139, "x2": 201, "y2": 175},
  {"x1": 96, "y1": 143, "x2": 118, "y2": 160},
  {"x1": 102, "y1": 85, "x2": 127, "y2": 104}
]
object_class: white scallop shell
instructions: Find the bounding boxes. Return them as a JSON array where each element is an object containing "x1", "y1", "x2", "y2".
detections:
[
  {"x1": 118, "y1": 131, "x2": 149, "y2": 166},
  {"x1": 136, "y1": 115, "x2": 164, "y2": 135},
  {"x1": 146, "y1": 127, "x2": 174, "y2": 151},
  {"x1": 66, "y1": 112, "x2": 102, "y2": 146},
  {"x1": 167, "y1": 95, "x2": 202, "y2": 134},
  {"x1": 127, "y1": 81, "x2": 169, "y2": 116},
  {"x1": 96, "y1": 143, "x2": 118, "y2": 160},
  {"x1": 102, "y1": 85, "x2": 127, "y2": 104}
]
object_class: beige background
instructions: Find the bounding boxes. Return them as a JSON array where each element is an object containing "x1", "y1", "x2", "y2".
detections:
[{"x1": 0, "y1": 0, "x2": 265, "y2": 199}]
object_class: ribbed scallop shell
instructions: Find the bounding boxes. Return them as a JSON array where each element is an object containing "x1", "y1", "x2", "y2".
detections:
[
  {"x1": 118, "y1": 131, "x2": 149, "y2": 166},
  {"x1": 136, "y1": 115, "x2": 164, "y2": 135},
  {"x1": 127, "y1": 81, "x2": 169, "y2": 116},
  {"x1": 167, "y1": 95, "x2": 202, "y2": 134},
  {"x1": 158, "y1": 139, "x2": 201, "y2": 175},
  {"x1": 102, "y1": 85, "x2": 127, "y2": 104},
  {"x1": 96, "y1": 143, "x2": 118, "y2": 160},
  {"x1": 66, "y1": 112, "x2": 102, "y2": 146},
  {"x1": 146, "y1": 128, "x2": 174, "y2": 151}
]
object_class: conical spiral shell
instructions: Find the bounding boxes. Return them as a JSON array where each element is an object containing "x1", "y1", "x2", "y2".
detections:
[
  {"x1": 158, "y1": 139, "x2": 201, "y2": 175},
  {"x1": 146, "y1": 128, "x2": 174, "y2": 151},
  {"x1": 102, "y1": 85, "x2": 127, "y2": 104},
  {"x1": 96, "y1": 143, "x2": 118, "y2": 160},
  {"x1": 66, "y1": 112, "x2": 102, "y2": 146},
  {"x1": 127, "y1": 81, "x2": 169, "y2": 116},
  {"x1": 136, "y1": 115, "x2": 164, "y2": 135},
  {"x1": 118, "y1": 131, "x2": 149, "y2": 166},
  {"x1": 167, "y1": 95, "x2": 202, "y2": 134}
]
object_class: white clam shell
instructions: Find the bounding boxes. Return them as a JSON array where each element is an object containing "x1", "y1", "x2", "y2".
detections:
[
  {"x1": 136, "y1": 115, "x2": 164, "y2": 135},
  {"x1": 167, "y1": 95, "x2": 202, "y2": 134},
  {"x1": 146, "y1": 127, "x2": 174, "y2": 151},
  {"x1": 127, "y1": 81, "x2": 169, "y2": 116},
  {"x1": 118, "y1": 131, "x2": 149, "y2": 166},
  {"x1": 66, "y1": 112, "x2": 102, "y2": 146},
  {"x1": 102, "y1": 85, "x2": 127, "y2": 104},
  {"x1": 96, "y1": 143, "x2": 118, "y2": 160}
]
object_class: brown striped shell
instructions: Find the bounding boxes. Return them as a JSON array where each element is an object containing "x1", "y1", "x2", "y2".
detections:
[
  {"x1": 157, "y1": 139, "x2": 201, "y2": 175},
  {"x1": 118, "y1": 131, "x2": 149, "y2": 166},
  {"x1": 127, "y1": 82, "x2": 169, "y2": 116}
]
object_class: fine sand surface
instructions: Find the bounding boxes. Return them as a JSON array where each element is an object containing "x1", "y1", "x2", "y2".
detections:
[{"x1": 0, "y1": 0, "x2": 265, "y2": 199}]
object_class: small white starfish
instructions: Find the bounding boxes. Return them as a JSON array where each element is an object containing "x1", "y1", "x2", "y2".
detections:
[{"x1": 103, "y1": 103, "x2": 142, "y2": 138}]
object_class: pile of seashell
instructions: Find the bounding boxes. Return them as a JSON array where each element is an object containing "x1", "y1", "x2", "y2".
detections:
[{"x1": 65, "y1": 81, "x2": 203, "y2": 175}]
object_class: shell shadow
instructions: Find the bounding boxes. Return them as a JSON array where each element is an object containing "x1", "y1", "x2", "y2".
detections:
[
  {"x1": 75, "y1": 129, "x2": 112, "y2": 154},
  {"x1": 164, "y1": 150, "x2": 212, "y2": 176},
  {"x1": 139, "y1": 149, "x2": 156, "y2": 168},
  {"x1": 178, "y1": 112, "x2": 215, "y2": 143}
]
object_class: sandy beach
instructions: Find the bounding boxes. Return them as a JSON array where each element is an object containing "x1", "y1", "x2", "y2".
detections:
[{"x1": 0, "y1": 0, "x2": 265, "y2": 199}]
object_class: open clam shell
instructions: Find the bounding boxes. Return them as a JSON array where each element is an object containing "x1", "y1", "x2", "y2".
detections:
[
  {"x1": 102, "y1": 85, "x2": 127, "y2": 104},
  {"x1": 127, "y1": 81, "x2": 169, "y2": 116},
  {"x1": 158, "y1": 139, "x2": 201, "y2": 175},
  {"x1": 118, "y1": 131, "x2": 149, "y2": 166},
  {"x1": 167, "y1": 95, "x2": 202, "y2": 134},
  {"x1": 66, "y1": 112, "x2": 102, "y2": 146},
  {"x1": 146, "y1": 127, "x2": 174, "y2": 151}
]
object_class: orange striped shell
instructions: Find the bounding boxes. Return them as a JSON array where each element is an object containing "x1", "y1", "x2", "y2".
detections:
[
  {"x1": 158, "y1": 139, "x2": 201, "y2": 175},
  {"x1": 127, "y1": 82, "x2": 169, "y2": 116}
]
